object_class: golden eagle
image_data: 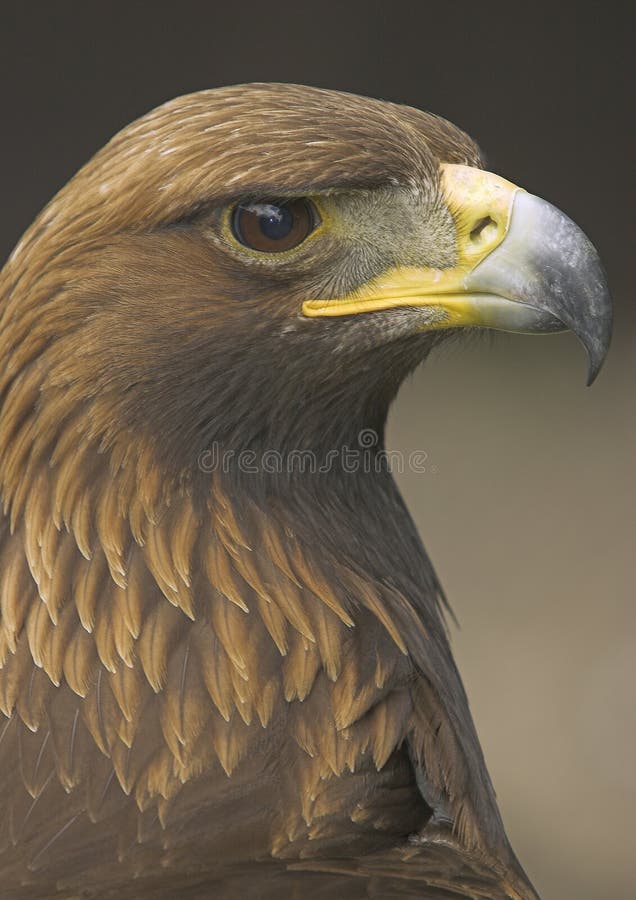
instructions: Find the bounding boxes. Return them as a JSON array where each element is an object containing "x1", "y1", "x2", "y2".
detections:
[{"x1": 0, "y1": 84, "x2": 611, "y2": 898}]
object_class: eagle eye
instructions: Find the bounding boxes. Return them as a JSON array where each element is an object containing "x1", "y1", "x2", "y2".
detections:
[{"x1": 231, "y1": 198, "x2": 317, "y2": 253}]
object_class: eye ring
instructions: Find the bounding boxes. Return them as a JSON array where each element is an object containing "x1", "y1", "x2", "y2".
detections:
[{"x1": 231, "y1": 198, "x2": 318, "y2": 253}]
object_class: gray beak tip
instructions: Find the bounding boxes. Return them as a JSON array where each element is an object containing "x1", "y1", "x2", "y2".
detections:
[
  {"x1": 586, "y1": 362, "x2": 602, "y2": 387},
  {"x1": 466, "y1": 190, "x2": 613, "y2": 386},
  {"x1": 584, "y1": 319, "x2": 613, "y2": 386}
]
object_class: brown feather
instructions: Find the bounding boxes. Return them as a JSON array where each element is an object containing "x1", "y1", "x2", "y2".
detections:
[{"x1": 0, "y1": 83, "x2": 538, "y2": 898}]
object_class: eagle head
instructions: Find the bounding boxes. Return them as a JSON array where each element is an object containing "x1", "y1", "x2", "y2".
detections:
[{"x1": 0, "y1": 83, "x2": 611, "y2": 481}]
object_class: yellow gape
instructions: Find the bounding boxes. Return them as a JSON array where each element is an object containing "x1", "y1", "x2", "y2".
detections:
[{"x1": 302, "y1": 164, "x2": 523, "y2": 326}]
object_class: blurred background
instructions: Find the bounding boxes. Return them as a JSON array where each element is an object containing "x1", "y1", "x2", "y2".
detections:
[{"x1": 1, "y1": 4, "x2": 632, "y2": 898}]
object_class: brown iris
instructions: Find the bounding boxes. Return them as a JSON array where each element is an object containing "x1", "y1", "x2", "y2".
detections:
[{"x1": 231, "y1": 199, "x2": 317, "y2": 253}]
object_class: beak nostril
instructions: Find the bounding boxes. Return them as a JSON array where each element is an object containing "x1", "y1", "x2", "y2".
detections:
[{"x1": 469, "y1": 215, "x2": 498, "y2": 246}]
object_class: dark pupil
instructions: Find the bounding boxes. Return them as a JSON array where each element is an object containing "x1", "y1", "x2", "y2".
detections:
[{"x1": 253, "y1": 203, "x2": 292, "y2": 240}]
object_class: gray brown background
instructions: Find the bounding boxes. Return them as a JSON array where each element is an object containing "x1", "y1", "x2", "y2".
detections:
[{"x1": 1, "y1": 4, "x2": 633, "y2": 898}]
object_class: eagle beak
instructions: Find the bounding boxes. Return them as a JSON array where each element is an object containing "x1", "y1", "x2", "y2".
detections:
[{"x1": 303, "y1": 164, "x2": 612, "y2": 384}]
